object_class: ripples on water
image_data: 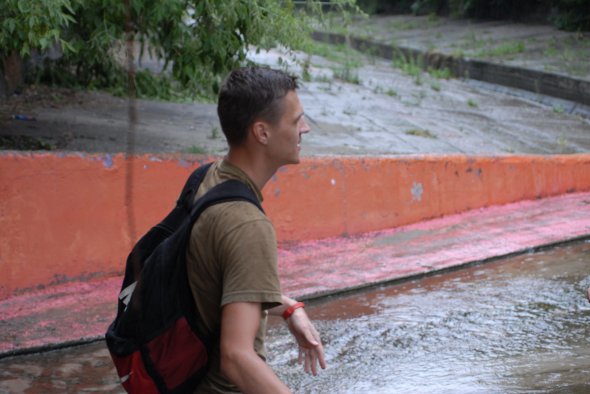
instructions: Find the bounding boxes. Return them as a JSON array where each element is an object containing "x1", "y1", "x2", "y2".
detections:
[
  {"x1": 1, "y1": 241, "x2": 589, "y2": 393},
  {"x1": 267, "y1": 241, "x2": 590, "y2": 393}
]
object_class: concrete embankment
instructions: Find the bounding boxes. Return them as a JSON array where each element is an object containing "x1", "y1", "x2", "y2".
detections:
[
  {"x1": 313, "y1": 15, "x2": 590, "y2": 111},
  {"x1": 2, "y1": 152, "x2": 589, "y2": 300},
  {"x1": 1, "y1": 152, "x2": 590, "y2": 356}
]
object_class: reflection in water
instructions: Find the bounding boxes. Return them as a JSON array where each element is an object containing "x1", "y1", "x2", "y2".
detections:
[
  {"x1": 1, "y1": 241, "x2": 589, "y2": 393},
  {"x1": 267, "y1": 240, "x2": 590, "y2": 393}
]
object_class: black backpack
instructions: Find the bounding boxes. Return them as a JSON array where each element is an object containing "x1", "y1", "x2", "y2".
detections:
[{"x1": 105, "y1": 162, "x2": 263, "y2": 393}]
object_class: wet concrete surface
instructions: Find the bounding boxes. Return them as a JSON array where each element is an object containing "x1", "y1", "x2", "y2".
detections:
[
  {"x1": 1, "y1": 16, "x2": 589, "y2": 156},
  {"x1": 2, "y1": 240, "x2": 589, "y2": 393},
  {"x1": 343, "y1": 15, "x2": 590, "y2": 82},
  {"x1": 253, "y1": 48, "x2": 590, "y2": 156}
]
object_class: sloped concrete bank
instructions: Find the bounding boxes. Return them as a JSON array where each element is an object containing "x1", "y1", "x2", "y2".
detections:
[
  {"x1": 1, "y1": 152, "x2": 590, "y2": 300},
  {"x1": 313, "y1": 31, "x2": 590, "y2": 108}
]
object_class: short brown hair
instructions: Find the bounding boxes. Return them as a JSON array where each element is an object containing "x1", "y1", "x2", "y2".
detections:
[{"x1": 217, "y1": 67, "x2": 299, "y2": 146}]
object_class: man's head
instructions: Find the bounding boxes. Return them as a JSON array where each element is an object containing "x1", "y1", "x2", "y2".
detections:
[{"x1": 217, "y1": 67, "x2": 300, "y2": 147}]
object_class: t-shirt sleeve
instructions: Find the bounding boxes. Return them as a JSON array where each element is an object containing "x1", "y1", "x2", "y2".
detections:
[{"x1": 216, "y1": 213, "x2": 282, "y2": 310}]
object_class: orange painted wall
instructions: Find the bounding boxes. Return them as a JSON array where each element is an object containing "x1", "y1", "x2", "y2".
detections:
[{"x1": 1, "y1": 152, "x2": 589, "y2": 299}]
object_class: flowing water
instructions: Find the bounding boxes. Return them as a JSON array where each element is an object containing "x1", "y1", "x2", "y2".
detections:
[
  {"x1": 1, "y1": 240, "x2": 589, "y2": 393},
  {"x1": 267, "y1": 240, "x2": 590, "y2": 393}
]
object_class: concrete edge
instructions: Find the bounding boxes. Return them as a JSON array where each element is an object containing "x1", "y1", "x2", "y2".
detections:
[
  {"x1": 2, "y1": 220, "x2": 588, "y2": 360},
  {"x1": 296, "y1": 234, "x2": 590, "y2": 302},
  {"x1": 312, "y1": 31, "x2": 590, "y2": 107}
]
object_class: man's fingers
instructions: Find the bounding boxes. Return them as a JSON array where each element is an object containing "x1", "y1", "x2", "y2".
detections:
[
  {"x1": 301, "y1": 327, "x2": 319, "y2": 347},
  {"x1": 317, "y1": 346, "x2": 327, "y2": 370},
  {"x1": 310, "y1": 351, "x2": 319, "y2": 376}
]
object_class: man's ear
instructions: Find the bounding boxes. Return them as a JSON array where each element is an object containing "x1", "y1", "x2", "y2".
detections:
[{"x1": 251, "y1": 120, "x2": 270, "y2": 145}]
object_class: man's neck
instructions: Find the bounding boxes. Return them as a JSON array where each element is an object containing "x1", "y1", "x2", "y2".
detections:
[{"x1": 225, "y1": 149, "x2": 278, "y2": 192}]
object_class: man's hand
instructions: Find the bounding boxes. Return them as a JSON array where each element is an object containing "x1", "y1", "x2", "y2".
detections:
[{"x1": 286, "y1": 308, "x2": 327, "y2": 376}]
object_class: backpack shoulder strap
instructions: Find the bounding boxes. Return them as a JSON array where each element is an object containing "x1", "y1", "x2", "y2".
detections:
[
  {"x1": 189, "y1": 179, "x2": 264, "y2": 224},
  {"x1": 176, "y1": 162, "x2": 214, "y2": 211},
  {"x1": 119, "y1": 162, "x2": 214, "y2": 293},
  {"x1": 156, "y1": 162, "x2": 214, "y2": 234}
]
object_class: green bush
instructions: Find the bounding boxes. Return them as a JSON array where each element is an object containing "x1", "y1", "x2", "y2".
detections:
[
  {"x1": 2, "y1": 0, "x2": 360, "y2": 98},
  {"x1": 550, "y1": 0, "x2": 590, "y2": 31},
  {"x1": 361, "y1": 0, "x2": 589, "y2": 31},
  {"x1": 0, "y1": 0, "x2": 75, "y2": 59}
]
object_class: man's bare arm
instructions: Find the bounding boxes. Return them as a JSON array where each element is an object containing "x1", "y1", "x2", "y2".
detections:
[
  {"x1": 269, "y1": 295, "x2": 327, "y2": 375},
  {"x1": 219, "y1": 302, "x2": 291, "y2": 394}
]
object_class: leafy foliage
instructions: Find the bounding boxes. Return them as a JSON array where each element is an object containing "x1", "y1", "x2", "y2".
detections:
[
  {"x1": 2, "y1": 0, "x2": 358, "y2": 99},
  {"x1": 359, "y1": 0, "x2": 590, "y2": 31},
  {"x1": 550, "y1": 0, "x2": 590, "y2": 31},
  {"x1": 0, "y1": 0, "x2": 76, "y2": 58}
]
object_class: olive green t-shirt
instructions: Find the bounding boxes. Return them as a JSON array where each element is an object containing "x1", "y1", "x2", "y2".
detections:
[{"x1": 187, "y1": 159, "x2": 283, "y2": 393}]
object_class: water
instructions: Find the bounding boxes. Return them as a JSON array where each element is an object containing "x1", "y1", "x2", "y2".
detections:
[
  {"x1": 1, "y1": 241, "x2": 589, "y2": 393},
  {"x1": 267, "y1": 240, "x2": 590, "y2": 393}
]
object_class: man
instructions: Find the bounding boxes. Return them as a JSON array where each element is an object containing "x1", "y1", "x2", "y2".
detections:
[{"x1": 187, "y1": 67, "x2": 326, "y2": 393}]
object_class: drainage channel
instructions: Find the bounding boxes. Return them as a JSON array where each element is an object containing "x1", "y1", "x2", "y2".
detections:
[{"x1": 1, "y1": 240, "x2": 589, "y2": 393}]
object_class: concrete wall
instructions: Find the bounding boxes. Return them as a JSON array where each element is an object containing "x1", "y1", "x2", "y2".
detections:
[{"x1": 1, "y1": 152, "x2": 589, "y2": 299}]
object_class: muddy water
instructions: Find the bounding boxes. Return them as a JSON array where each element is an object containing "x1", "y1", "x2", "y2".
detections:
[
  {"x1": 267, "y1": 240, "x2": 590, "y2": 393},
  {"x1": 1, "y1": 241, "x2": 589, "y2": 393}
]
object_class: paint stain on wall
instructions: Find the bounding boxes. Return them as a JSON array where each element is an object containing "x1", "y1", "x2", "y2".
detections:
[
  {"x1": 411, "y1": 182, "x2": 423, "y2": 201},
  {"x1": 103, "y1": 154, "x2": 113, "y2": 169}
]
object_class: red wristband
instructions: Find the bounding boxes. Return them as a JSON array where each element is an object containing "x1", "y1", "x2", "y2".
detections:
[{"x1": 282, "y1": 302, "x2": 305, "y2": 320}]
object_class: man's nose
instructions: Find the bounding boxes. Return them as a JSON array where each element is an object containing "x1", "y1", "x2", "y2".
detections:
[{"x1": 300, "y1": 118, "x2": 311, "y2": 134}]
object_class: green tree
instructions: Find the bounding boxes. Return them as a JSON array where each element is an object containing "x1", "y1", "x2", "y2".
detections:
[
  {"x1": 1, "y1": 0, "x2": 358, "y2": 98},
  {"x1": 0, "y1": 0, "x2": 76, "y2": 58}
]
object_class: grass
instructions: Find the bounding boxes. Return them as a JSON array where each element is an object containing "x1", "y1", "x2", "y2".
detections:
[
  {"x1": 373, "y1": 86, "x2": 398, "y2": 97},
  {"x1": 304, "y1": 41, "x2": 364, "y2": 69},
  {"x1": 333, "y1": 67, "x2": 361, "y2": 84},
  {"x1": 461, "y1": 31, "x2": 486, "y2": 50},
  {"x1": 428, "y1": 67, "x2": 452, "y2": 80},
  {"x1": 305, "y1": 40, "x2": 364, "y2": 85},
  {"x1": 467, "y1": 99, "x2": 478, "y2": 108},
  {"x1": 388, "y1": 14, "x2": 441, "y2": 30},
  {"x1": 392, "y1": 54, "x2": 424, "y2": 85},
  {"x1": 557, "y1": 135, "x2": 568, "y2": 152},
  {"x1": 405, "y1": 129, "x2": 437, "y2": 139},
  {"x1": 208, "y1": 127, "x2": 220, "y2": 140},
  {"x1": 314, "y1": 74, "x2": 333, "y2": 84},
  {"x1": 389, "y1": 20, "x2": 418, "y2": 31},
  {"x1": 342, "y1": 107, "x2": 357, "y2": 116},
  {"x1": 474, "y1": 41, "x2": 526, "y2": 59},
  {"x1": 386, "y1": 88, "x2": 398, "y2": 97},
  {"x1": 553, "y1": 104, "x2": 565, "y2": 114},
  {"x1": 185, "y1": 145, "x2": 208, "y2": 154}
]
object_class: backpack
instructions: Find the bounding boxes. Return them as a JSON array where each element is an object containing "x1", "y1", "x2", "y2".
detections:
[{"x1": 105, "y1": 162, "x2": 263, "y2": 393}]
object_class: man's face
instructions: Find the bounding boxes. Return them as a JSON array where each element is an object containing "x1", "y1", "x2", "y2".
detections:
[{"x1": 265, "y1": 90, "x2": 310, "y2": 166}]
